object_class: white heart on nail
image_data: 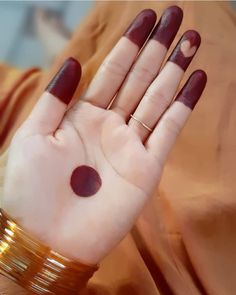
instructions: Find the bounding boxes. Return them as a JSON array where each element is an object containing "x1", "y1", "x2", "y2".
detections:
[{"x1": 180, "y1": 40, "x2": 197, "y2": 58}]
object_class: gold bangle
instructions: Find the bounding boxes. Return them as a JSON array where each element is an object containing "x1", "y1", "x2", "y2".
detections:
[{"x1": 0, "y1": 208, "x2": 99, "y2": 294}]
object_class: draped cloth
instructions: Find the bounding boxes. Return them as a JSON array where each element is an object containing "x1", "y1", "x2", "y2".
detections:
[{"x1": 0, "y1": 2, "x2": 236, "y2": 294}]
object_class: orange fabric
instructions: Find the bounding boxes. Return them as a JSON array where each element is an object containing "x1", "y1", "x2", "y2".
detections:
[{"x1": 0, "y1": 1, "x2": 236, "y2": 294}]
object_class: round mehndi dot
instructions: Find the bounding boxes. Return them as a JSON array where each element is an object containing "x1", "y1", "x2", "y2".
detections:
[{"x1": 70, "y1": 165, "x2": 102, "y2": 197}]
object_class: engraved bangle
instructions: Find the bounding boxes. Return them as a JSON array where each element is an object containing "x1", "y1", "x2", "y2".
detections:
[{"x1": 0, "y1": 208, "x2": 99, "y2": 294}]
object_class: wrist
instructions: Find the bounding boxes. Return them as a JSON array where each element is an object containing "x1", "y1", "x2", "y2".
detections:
[{"x1": 0, "y1": 208, "x2": 99, "y2": 294}]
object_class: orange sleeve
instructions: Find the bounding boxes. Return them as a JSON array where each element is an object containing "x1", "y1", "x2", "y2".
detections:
[{"x1": 0, "y1": 64, "x2": 41, "y2": 153}]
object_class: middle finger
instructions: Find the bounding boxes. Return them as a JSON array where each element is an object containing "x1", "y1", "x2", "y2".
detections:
[{"x1": 111, "y1": 6, "x2": 183, "y2": 119}]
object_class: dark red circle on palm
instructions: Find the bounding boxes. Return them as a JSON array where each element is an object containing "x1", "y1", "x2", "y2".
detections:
[{"x1": 70, "y1": 165, "x2": 102, "y2": 197}]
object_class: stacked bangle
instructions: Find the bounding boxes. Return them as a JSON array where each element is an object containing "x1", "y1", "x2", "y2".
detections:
[{"x1": 0, "y1": 208, "x2": 99, "y2": 294}]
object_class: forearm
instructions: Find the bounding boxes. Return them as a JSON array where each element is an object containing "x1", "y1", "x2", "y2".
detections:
[{"x1": 0, "y1": 274, "x2": 30, "y2": 295}]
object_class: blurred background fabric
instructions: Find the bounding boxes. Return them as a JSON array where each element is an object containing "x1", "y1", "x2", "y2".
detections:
[
  {"x1": 0, "y1": 1, "x2": 235, "y2": 69},
  {"x1": 0, "y1": 1, "x2": 93, "y2": 68}
]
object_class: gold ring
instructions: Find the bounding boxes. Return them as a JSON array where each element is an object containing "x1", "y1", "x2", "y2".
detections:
[{"x1": 130, "y1": 114, "x2": 153, "y2": 132}]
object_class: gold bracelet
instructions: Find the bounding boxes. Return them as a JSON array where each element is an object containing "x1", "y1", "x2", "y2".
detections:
[{"x1": 0, "y1": 208, "x2": 99, "y2": 294}]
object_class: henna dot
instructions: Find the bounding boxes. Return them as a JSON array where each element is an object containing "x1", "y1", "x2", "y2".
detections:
[{"x1": 70, "y1": 165, "x2": 102, "y2": 197}]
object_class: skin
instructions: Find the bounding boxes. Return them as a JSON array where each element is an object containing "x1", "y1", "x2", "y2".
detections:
[
  {"x1": 2, "y1": 6, "x2": 206, "y2": 281},
  {"x1": 124, "y1": 9, "x2": 156, "y2": 48},
  {"x1": 151, "y1": 6, "x2": 183, "y2": 49},
  {"x1": 46, "y1": 57, "x2": 81, "y2": 104},
  {"x1": 168, "y1": 30, "x2": 201, "y2": 71},
  {"x1": 176, "y1": 70, "x2": 207, "y2": 109}
]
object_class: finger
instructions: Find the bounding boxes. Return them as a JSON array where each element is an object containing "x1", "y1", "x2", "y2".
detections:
[
  {"x1": 128, "y1": 30, "x2": 201, "y2": 141},
  {"x1": 82, "y1": 9, "x2": 156, "y2": 109},
  {"x1": 26, "y1": 57, "x2": 81, "y2": 135},
  {"x1": 146, "y1": 70, "x2": 207, "y2": 166},
  {"x1": 111, "y1": 6, "x2": 183, "y2": 118}
]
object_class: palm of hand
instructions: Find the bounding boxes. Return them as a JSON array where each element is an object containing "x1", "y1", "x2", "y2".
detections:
[{"x1": 3, "y1": 101, "x2": 160, "y2": 264}]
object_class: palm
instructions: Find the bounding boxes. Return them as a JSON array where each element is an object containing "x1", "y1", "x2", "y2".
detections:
[{"x1": 3, "y1": 101, "x2": 160, "y2": 264}]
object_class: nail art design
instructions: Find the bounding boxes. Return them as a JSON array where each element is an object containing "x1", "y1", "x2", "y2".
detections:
[
  {"x1": 124, "y1": 9, "x2": 157, "y2": 48},
  {"x1": 151, "y1": 6, "x2": 183, "y2": 49},
  {"x1": 176, "y1": 70, "x2": 207, "y2": 109},
  {"x1": 70, "y1": 165, "x2": 102, "y2": 197},
  {"x1": 46, "y1": 57, "x2": 81, "y2": 104},
  {"x1": 168, "y1": 30, "x2": 201, "y2": 71}
]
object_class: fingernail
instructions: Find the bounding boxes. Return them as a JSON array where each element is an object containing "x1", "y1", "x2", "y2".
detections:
[
  {"x1": 46, "y1": 57, "x2": 81, "y2": 104},
  {"x1": 124, "y1": 9, "x2": 157, "y2": 48},
  {"x1": 151, "y1": 6, "x2": 183, "y2": 49},
  {"x1": 168, "y1": 30, "x2": 201, "y2": 71},
  {"x1": 176, "y1": 70, "x2": 207, "y2": 109}
]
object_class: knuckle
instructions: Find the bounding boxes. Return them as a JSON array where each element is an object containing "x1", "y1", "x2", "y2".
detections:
[
  {"x1": 101, "y1": 58, "x2": 128, "y2": 77},
  {"x1": 162, "y1": 116, "x2": 181, "y2": 135},
  {"x1": 130, "y1": 65, "x2": 156, "y2": 83},
  {"x1": 144, "y1": 88, "x2": 170, "y2": 107}
]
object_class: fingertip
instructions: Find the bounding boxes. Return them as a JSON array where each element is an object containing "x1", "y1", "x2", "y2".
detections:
[
  {"x1": 139, "y1": 8, "x2": 157, "y2": 23},
  {"x1": 192, "y1": 69, "x2": 207, "y2": 84},
  {"x1": 167, "y1": 5, "x2": 183, "y2": 17},
  {"x1": 141, "y1": 8, "x2": 157, "y2": 19},
  {"x1": 151, "y1": 5, "x2": 183, "y2": 49},
  {"x1": 175, "y1": 69, "x2": 207, "y2": 110},
  {"x1": 124, "y1": 9, "x2": 157, "y2": 48},
  {"x1": 67, "y1": 57, "x2": 82, "y2": 74},
  {"x1": 183, "y1": 30, "x2": 201, "y2": 48},
  {"x1": 190, "y1": 69, "x2": 208, "y2": 95},
  {"x1": 168, "y1": 30, "x2": 201, "y2": 71},
  {"x1": 165, "y1": 5, "x2": 183, "y2": 27},
  {"x1": 46, "y1": 57, "x2": 81, "y2": 105}
]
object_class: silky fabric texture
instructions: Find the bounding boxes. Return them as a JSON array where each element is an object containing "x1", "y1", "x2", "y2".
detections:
[{"x1": 0, "y1": 2, "x2": 236, "y2": 294}]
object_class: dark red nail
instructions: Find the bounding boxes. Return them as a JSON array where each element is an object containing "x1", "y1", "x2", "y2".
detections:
[
  {"x1": 124, "y1": 9, "x2": 157, "y2": 48},
  {"x1": 168, "y1": 30, "x2": 201, "y2": 71},
  {"x1": 46, "y1": 57, "x2": 81, "y2": 104},
  {"x1": 175, "y1": 70, "x2": 207, "y2": 109},
  {"x1": 151, "y1": 6, "x2": 183, "y2": 49},
  {"x1": 70, "y1": 165, "x2": 102, "y2": 197}
]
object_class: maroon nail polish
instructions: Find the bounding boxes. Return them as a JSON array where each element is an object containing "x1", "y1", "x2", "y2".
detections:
[
  {"x1": 175, "y1": 70, "x2": 207, "y2": 109},
  {"x1": 124, "y1": 9, "x2": 157, "y2": 48},
  {"x1": 70, "y1": 165, "x2": 102, "y2": 197},
  {"x1": 168, "y1": 30, "x2": 201, "y2": 71},
  {"x1": 151, "y1": 6, "x2": 183, "y2": 49},
  {"x1": 46, "y1": 57, "x2": 81, "y2": 104}
]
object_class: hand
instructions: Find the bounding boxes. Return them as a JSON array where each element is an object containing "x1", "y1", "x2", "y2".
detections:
[{"x1": 2, "y1": 6, "x2": 207, "y2": 265}]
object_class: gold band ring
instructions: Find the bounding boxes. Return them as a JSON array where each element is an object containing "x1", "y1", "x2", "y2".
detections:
[{"x1": 130, "y1": 114, "x2": 153, "y2": 132}]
